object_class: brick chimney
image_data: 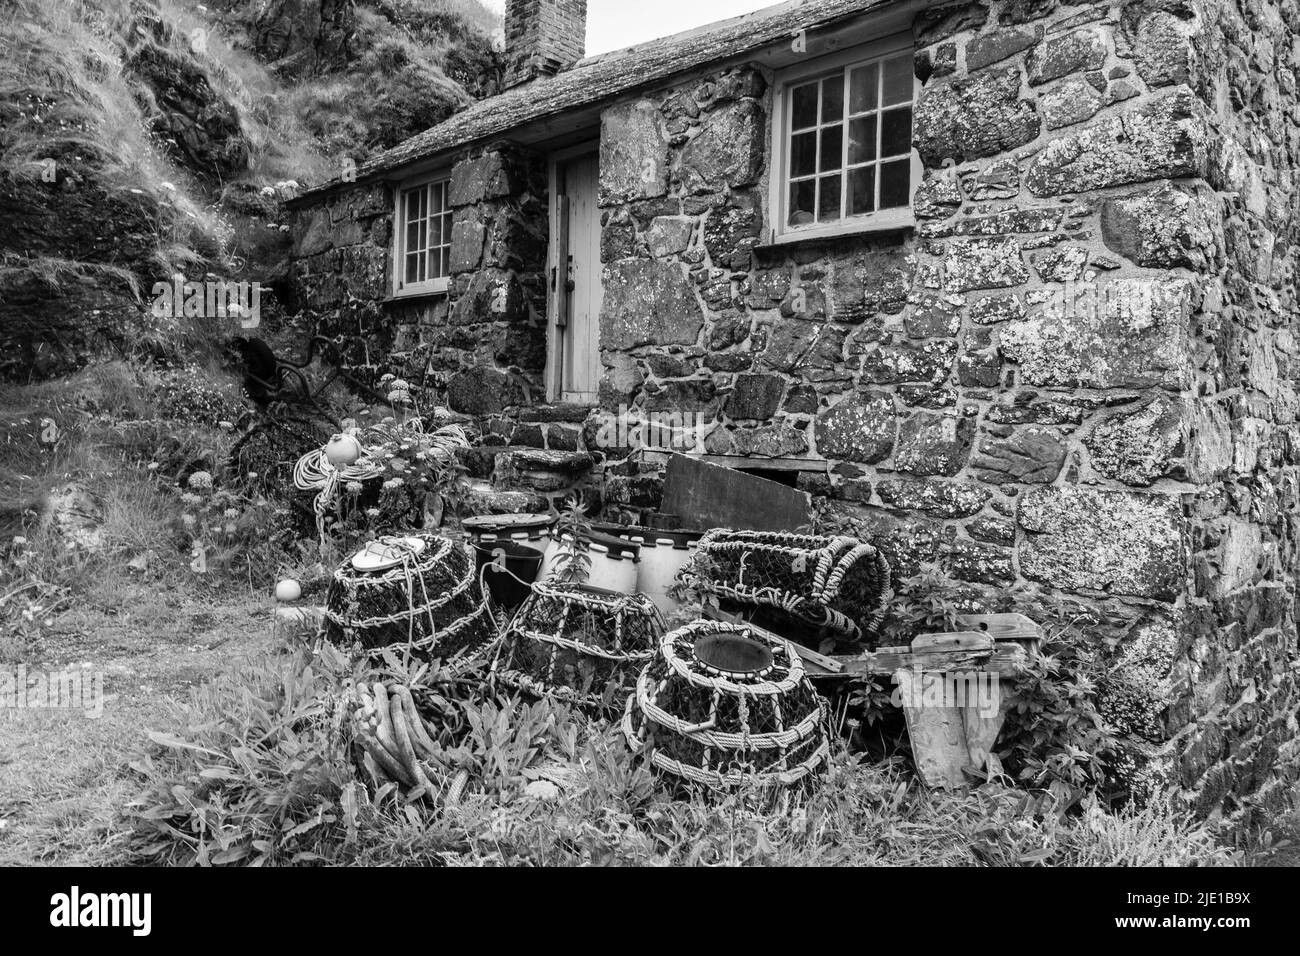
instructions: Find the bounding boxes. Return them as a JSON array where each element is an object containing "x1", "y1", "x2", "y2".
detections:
[{"x1": 503, "y1": 0, "x2": 587, "y2": 88}]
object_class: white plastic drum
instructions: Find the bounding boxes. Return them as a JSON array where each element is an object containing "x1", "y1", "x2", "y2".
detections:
[
  {"x1": 462, "y1": 512, "x2": 555, "y2": 548},
  {"x1": 538, "y1": 530, "x2": 640, "y2": 593},
  {"x1": 594, "y1": 525, "x2": 704, "y2": 617}
]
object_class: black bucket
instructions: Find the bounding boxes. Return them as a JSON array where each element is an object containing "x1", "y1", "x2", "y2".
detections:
[{"x1": 474, "y1": 541, "x2": 544, "y2": 612}]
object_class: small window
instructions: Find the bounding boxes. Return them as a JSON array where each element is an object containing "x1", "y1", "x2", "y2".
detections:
[
  {"x1": 775, "y1": 45, "x2": 918, "y2": 240},
  {"x1": 394, "y1": 176, "x2": 452, "y2": 296}
]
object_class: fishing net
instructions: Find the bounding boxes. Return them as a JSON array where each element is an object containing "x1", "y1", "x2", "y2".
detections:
[
  {"x1": 623, "y1": 620, "x2": 829, "y2": 792},
  {"x1": 678, "y1": 530, "x2": 891, "y2": 642},
  {"x1": 322, "y1": 533, "x2": 494, "y2": 667},
  {"x1": 492, "y1": 583, "x2": 666, "y2": 715},
  {"x1": 293, "y1": 420, "x2": 470, "y2": 543}
]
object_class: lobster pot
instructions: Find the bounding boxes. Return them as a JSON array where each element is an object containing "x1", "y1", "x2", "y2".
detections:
[
  {"x1": 623, "y1": 620, "x2": 829, "y2": 791},
  {"x1": 492, "y1": 583, "x2": 666, "y2": 714},
  {"x1": 322, "y1": 533, "x2": 494, "y2": 663},
  {"x1": 680, "y1": 530, "x2": 891, "y2": 642},
  {"x1": 594, "y1": 524, "x2": 703, "y2": 618}
]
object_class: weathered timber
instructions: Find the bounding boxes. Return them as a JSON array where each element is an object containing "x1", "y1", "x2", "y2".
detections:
[{"x1": 661, "y1": 453, "x2": 813, "y2": 533}]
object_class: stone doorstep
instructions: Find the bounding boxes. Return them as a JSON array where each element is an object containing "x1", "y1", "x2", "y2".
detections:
[
  {"x1": 511, "y1": 402, "x2": 592, "y2": 424},
  {"x1": 497, "y1": 448, "x2": 594, "y2": 474},
  {"x1": 505, "y1": 472, "x2": 586, "y2": 494}
]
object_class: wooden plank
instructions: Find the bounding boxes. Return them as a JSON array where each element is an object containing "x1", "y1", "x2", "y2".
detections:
[
  {"x1": 911, "y1": 631, "x2": 993, "y2": 654},
  {"x1": 660, "y1": 452, "x2": 813, "y2": 533},
  {"x1": 899, "y1": 670, "x2": 970, "y2": 790},
  {"x1": 956, "y1": 612, "x2": 1043, "y2": 650},
  {"x1": 833, "y1": 643, "x2": 1027, "y2": 679},
  {"x1": 698, "y1": 454, "x2": 830, "y2": 473},
  {"x1": 899, "y1": 666, "x2": 1013, "y2": 790},
  {"x1": 961, "y1": 697, "x2": 1009, "y2": 778}
]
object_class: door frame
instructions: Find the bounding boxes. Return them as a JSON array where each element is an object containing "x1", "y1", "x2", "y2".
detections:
[{"x1": 545, "y1": 141, "x2": 601, "y2": 403}]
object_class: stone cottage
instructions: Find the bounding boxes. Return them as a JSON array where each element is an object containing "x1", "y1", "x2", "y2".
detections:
[{"x1": 287, "y1": 0, "x2": 1300, "y2": 820}]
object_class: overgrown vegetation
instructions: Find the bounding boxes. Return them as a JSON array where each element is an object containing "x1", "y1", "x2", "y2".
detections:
[
  {"x1": 116, "y1": 640, "x2": 1243, "y2": 867},
  {"x1": 1, "y1": 0, "x2": 501, "y2": 380}
]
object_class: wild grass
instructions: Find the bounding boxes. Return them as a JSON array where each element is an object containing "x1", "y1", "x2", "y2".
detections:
[
  {"x1": 115, "y1": 643, "x2": 1244, "y2": 868},
  {"x1": 0, "y1": 358, "x2": 257, "y2": 664}
]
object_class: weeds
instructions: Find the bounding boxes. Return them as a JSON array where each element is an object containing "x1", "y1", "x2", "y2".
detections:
[{"x1": 115, "y1": 640, "x2": 1238, "y2": 868}]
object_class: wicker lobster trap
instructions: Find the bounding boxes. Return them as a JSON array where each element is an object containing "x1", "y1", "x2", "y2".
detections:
[
  {"x1": 491, "y1": 583, "x2": 666, "y2": 714},
  {"x1": 678, "y1": 530, "x2": 891, "y2": 644},
  {"x1": 623, "y1": 619, "x2": 830, "y2": 792},
  {"x1": 322, "y1": 533, "x2": 494, "y2": 665}
]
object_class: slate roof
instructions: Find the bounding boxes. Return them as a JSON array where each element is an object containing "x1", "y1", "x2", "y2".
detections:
[{"x1": 296, "y1": 0, "x2": 896, "y2": 200}]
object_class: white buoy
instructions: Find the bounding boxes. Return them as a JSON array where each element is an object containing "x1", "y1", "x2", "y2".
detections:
[
  {"x1": 275, "y1": 579, "x2": 302, "y2": 602},
  {"x1": 324, "y1": 433, "x2": 362, "y2": 467}
]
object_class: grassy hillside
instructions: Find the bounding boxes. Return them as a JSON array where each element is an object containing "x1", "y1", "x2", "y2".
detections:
[{"x1": 0, "y1": 0, "x2": 501, "y2": 381}]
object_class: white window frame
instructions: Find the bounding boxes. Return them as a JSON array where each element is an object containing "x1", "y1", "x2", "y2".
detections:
[
  {"x1": 392, "y1": 172, "x2": 453, "y2": 297},
  {"x1": 768, "y1": 35, "x2": 922, "y2": 244}
]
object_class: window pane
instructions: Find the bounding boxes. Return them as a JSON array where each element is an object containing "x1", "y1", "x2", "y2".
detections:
[
  {"x1": 791, "y1": 131, "x2": 817, "y2": 177},
  {"x1": 788, "y1": 179, "x2": 816, "y2": 226},
  {"x1": 429, "y1": 213, "x2": 443, "y2": 249},
  {"x1": 791, "y1": 82, "x2": 818, "y2": 130},
  {"x1": 849, "y1": 64, "x2": 879, "y2": 114},
  {"x1": 405, "y1": 254, "x2": 419, "y2": 284},
  {"x1": 880, "y1": 107, "x2": 912, "y2": 157},
  {"x1": 406, "y1": 220, "x2": 420, "y2": 254},
  {"x1": 848, "y1": 115, "x2": 877, "y2": 164},
  {"x1": 879, "y1": 159, "x2": 911, "y2": 209},
  {"x1": 819, "y1": 125, "x2": 843, "y2": 172},
  {"x1": 821, "y1": 75, "x2": 844, "y2": 122},
  {"x1": 849, "y1": 166, "x2": 876, "y2": 216},
  {"x1": 440, "y1": 247, "x2": 451, "y2": 278},
  {"x1": 817, "y1": 174, "x2": 842, "y2": 222},
  {"x1": 417, "y1": 251, "x2": 427, "y2": 281},
  {"x1": 882, "y1": 54, "x2": 912, "y2": 106}
]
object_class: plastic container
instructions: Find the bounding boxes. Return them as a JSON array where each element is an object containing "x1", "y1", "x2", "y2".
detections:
[{"x1": 474, "y1": 540, "x2": 545, "y2": 612}]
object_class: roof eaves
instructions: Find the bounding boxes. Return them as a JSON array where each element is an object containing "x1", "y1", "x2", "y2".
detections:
[{"x1": 293, "y1": 0, "x2": 900, "y2": 203}]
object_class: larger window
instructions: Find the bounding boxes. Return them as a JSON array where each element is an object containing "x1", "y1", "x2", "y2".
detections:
[
  {"x1": 393, "y1": 175, "x2": 452, "y2": 296},
  {"x1": 773, "y1": 41, "x2": 918, "y2": 240}
]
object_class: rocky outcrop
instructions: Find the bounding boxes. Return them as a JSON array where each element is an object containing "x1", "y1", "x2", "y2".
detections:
[
  {"x1": 253, "y1": 0, "x2": 354, "y2": 77},
  {"x1": 128, "y1": 43, "x2": 251, "y2": 179}
]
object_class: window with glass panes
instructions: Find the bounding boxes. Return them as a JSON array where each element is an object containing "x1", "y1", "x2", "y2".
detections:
[
  {"x1": 399, "y1": 179, "x2": 452, "y2": 291},
  {"x1": 783, "y1": 50, "x2": 915, "y2": 229}
]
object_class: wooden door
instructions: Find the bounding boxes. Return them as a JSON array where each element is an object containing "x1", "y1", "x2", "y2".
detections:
[{"x1": 551, "y1": 151, "x2": 601, "y2": 403}]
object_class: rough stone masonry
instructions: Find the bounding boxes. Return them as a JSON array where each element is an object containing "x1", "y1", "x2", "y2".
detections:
[{"x1": 288, "y1": 0, "x2": 1300, "y2": 823}]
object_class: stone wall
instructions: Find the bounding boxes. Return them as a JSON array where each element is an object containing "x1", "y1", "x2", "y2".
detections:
[
  {"x1": 287, "y1": 0, "x2": 1299, "y2": 820},
  {"x1": 1173, "y1": 0, "x2": 1300, "y2": 821},
  {"x1": 290, "y1": 145, "x2": 549, "y2": 400},
  {"x1": 290, "y1": 181, "x2": 391, "y2": 371},
  {"x1": 588, "y1": 1, "x2": 1298, "y2": 820}
]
